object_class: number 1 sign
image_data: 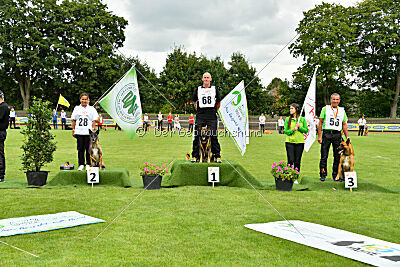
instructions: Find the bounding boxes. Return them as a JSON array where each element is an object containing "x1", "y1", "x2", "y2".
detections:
[{"x1": 208, "y1": 167, "x2": 220, "y2": 188}]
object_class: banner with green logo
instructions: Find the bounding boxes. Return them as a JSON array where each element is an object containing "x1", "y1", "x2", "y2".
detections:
[
  {"x1": 99, "y1": 66, "x2": 143, "y2": 138},
  {"x1": 218, "y1": 81, "x2": 249, "y2": 155}
]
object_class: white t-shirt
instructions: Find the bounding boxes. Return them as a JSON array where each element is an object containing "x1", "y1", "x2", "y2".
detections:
[
  {"x1": 9, "y1": 111, "x2": 16, "y2": 118},
  {"x1": 157, "y1": 114, "x2": 163, "y2": 121},
  {"x1": 358, "y1": 118, "x2": 366, "y2": 126},
  {"x1": 259, "y1": 115, "x2": 266, "y2": 125},
  {"x1": 71, "y1": 105, "x2": 98, "y2": 135},
  {"x1": 278, "y1": 119, "x2": 285, "y2": 127},
  {"x1": 143, "y1": 115, "x2": 149, "y2": 122},
  {"x1": 61, "y1": 112, "x2": 67, "y2": 119}
]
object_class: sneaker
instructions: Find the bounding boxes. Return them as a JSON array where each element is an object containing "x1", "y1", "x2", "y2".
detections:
[
  {"x1": 85, "y1": 165, "x2": 90, "y2": 170},
  {"x1": 0, "y1": 178, "x2": 4, "y2": 182},
  {"x1": 216, "y1": 157, "x2": 222, "y2": 163},
  {"x1": 77, "y1": 165, "x2": 85, "y2": 171},
  {"x1": 320, "y1": 177, "x2": 326, "y2": 182},
  {"x1": 191, "y1": 157, "x2": 197, "y2": 163}
]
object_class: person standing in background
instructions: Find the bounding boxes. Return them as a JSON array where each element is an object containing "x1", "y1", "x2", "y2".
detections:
[
  {"x1": 259, "y1": 113, "x2": 266, "y2": 134},
  {"x1": 52, "y1": 109, "x2": 59, "y2": 129},
  {"x1": 358, "y1": 115, "x2": 366, "y2": 136},
  {"x1": 157, "y1": 111, "x2": 163, "y2": 131},
  {"x1": 60, "y1": 109, "x2": 67, "y2": 130},
  {"x1": 0, "y1": 90, "x2": 10, "y2": 182},
  {"x1": 167, "y1": 112, "x2": 173, "y2": 131},
  {"x1": 278, "y1": 116, "x2": 285, "y2": 134},
  {"x1": 9, "y1": 107, "x2": 16, "y2": 129},
  {"x1": 188, "y1": 113, "x2": 195, "y2": 132}
]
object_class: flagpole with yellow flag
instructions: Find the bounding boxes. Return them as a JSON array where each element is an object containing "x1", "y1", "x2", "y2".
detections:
[{"x1": 56, "y1": 94, "x2": 70, "y2": 111}]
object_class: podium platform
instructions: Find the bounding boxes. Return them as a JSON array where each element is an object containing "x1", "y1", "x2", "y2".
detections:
[
  {"x1": 48, "y1": 168, "x2": 133, "y2": 187},
  {"x1": 162, "y1": 160, "x2": 264, "y2": 189}
]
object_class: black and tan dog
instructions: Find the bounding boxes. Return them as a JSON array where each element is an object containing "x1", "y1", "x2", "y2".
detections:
[
  {"x1": 335, "y1": 138, "x2": 355, "y2": 181},
  {"x1": 199, "y1": 125, "x2": 212, "y2": 164},
  {"x1": 89, "y1": 129, "x2": 105, "y2": 169}
]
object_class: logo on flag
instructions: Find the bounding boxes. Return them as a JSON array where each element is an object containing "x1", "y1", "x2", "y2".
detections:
[
  {"x1": 58, "y1": 94, "x2": 70, "y2": 108},
  {"x1": 99, "y1": 66, "x2": 142, "y2": 138}
]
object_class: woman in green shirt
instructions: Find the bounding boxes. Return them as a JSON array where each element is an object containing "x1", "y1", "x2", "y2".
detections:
[{"x1": 284, "y1": 103, "x2": 308, "y2": 172}]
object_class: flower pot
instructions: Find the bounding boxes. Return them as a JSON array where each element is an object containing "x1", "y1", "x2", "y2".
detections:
[
  {"x1": 141, "y1": 175, "x2": 162, "y2": 190},
  {"x1": 26, "y1": 171, "x2": 49, "y2": 186},
  {"x1": 274, "y1": 178, "x2": 294, "y2": 191}
]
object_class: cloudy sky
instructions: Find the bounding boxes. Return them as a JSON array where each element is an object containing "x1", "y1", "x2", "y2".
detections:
[{"x1": 103, "y1": 0, "x2": 359, "y2": 87}]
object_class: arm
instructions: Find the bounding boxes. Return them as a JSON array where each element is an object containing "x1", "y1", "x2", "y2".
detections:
[
  {"x1": 318, "y1": 119, "x2": 324, "y2": 144},
  {"x1": 72, "y1": 120, "x2": 76, "y2": 137},
  {"x1": 342, "y1": 121, "x2": 349, "y2": 140},
  {"x1": 298, "y1": 118, "x2": 308, "y2": 134},
  {"x1": 283, "y1": 118, "x2": 294, "y2": 136},
  {"x1": 216, "y1": 102, "x2": 220, "y2": 110}
]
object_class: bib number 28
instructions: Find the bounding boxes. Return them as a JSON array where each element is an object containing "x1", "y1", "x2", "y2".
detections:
[{"x1": 79, "y1": 118, "x2": 88, "y2": 127}]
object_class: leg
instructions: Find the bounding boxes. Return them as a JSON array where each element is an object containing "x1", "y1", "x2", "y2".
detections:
[
  {"x1": 319, "y1": 131, "x2": 332, "y2": 179},
  {"x1": 76, "y1": 135, "x2": 85, "y2": 166},
  {"x1": 294, "y1": 143, "x2": 304, "y2": 172},
  {"x1": 0, "y1": 133, "x2": 6, "y2": 180},
  {"x1": 83, "y1": 135, "x2": 91, "y2": 166},
  {"x1": 209, "y1": 119, "x2": 221, "y2": 159},
  {"x1": 191, "y1": 120, "x2": 202, "y2": 160},
  {"x1": 360, "y1": 126, "x2": 364, "y2": 136},
  {"x1": 285, "y1": 142, "x2": 296, "y2": 167},
  {"x1": 331, "y1": 132, "x2": 342, "y2": 179}
]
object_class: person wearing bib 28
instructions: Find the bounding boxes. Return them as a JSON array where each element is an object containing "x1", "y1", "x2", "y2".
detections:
[
  {"x1": 71, "y1": 93, "x2": 99, "y2": 171},
  {"x1": 191, "y1": 72, "x2": 222, "y2": 163},
  {"x1": 318, "y1": 93, "x2": 349, "y2": 182},
  {"x1": 284, "y1": 103, "x2": 308, "y2": 172}
]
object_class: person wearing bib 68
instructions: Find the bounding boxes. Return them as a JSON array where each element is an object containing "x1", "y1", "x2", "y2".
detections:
[
  {"x1": 191, "y1": 72, "x2": 222, "y2": 163},
  {"x1": 71, "y1": 93, "x2": 99, "y2": 171},
  {"x1": 318, "y1": 93, "x2": 349, "y2": 181}
]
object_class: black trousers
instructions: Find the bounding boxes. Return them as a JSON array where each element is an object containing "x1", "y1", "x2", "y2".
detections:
[
  {"x1": 189, "y1": 124, "x2": 194, "y2": 132},
  {"x1": 285, "y1": 142, "x2": 304, "y2": 172},
  {"x1": 167, "y1": 123, "x2": 173, "y2": 131},
  {"x1": 192, "y1": 117, "x2": 221, "y2": 158},
  {"x1": 260, "y1": 124, "x2": 265, "y2": 133},
  {"x1": 76, "y1": 135, "x2": 90, "y2": 166},
  {"x1": 158, "y1": 120, "x2": 163, "y2": 130},
  {"x1": 9, "y1": 118, "x2": 16, "y2": 128},
  {"x1": 279, "y1": 126, "x2": 284, "y2": 134},
  {"x1": 319, "y1": 130, "x2": 341, "y2": 178},
  {"x1": 61, "y1": 120, "x2": 67, "y2": 130},
  {"x1": 358, "y1": 126, "x2": 364, "y2": 136},
  {"x1": 143, "y1": 122, "x2": 148, "y2": 132},
  {"x1": 0, "y1": 131, "x2": 6, "y2": 179}
]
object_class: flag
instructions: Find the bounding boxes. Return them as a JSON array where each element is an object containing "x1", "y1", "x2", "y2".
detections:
[
  {"x1": 303, "y1": 67, "x2": 319, "y2": 152},
  {"x1": 99, "y1": 66, "x2": 142, "y2": 138},
  {"x1": 58, "y1": 94, "x2": 70, "y2": 108},
  {"x1": 218, "y1": 81, "x2": 249, "y2": 156}
]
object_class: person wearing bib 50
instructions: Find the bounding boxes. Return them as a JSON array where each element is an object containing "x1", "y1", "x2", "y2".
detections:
[
  {"x1": 71, "y1": 93, "x2": 99, "y2": 171},
  {"x1": 191, "y1": 72, "x2": 222, "y2": 163},
  {"x1": 318, "y1": 93, "x2": 349, "y2": 182},
  {"x1": 284, "y1": 103, "x2": 308, "y2": 172}
]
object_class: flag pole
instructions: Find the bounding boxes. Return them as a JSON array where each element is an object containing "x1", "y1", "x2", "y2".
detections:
[{"x1": 297, "y1": 66, "x2": 319, "y2": 124}]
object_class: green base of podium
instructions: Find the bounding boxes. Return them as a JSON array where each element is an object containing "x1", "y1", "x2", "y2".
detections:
[
  {"x1": 162, "y1": 160, "x2": 264, "y2": 189},
  {"x1": 48, "y1": 168, "x2": 133, "y2": 187}
]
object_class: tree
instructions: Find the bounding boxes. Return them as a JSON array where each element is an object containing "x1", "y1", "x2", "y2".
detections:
[
  {"x1": 226, "y1": 53, "x2": 267, "y2": 115},
  {"x1": 353, "y1": 0, "x2": 400, "y2": 118},
  {"x1": 0, "y1": 0, "x2": 127, "y2": 109},
  {"x1": 289, "y1": 3, "x2": 357, "y2": 105}
]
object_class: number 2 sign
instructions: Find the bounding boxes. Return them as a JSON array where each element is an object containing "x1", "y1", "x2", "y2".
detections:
[{"x1": 87, "y1": 167, "x2": 100, "y2": 184}]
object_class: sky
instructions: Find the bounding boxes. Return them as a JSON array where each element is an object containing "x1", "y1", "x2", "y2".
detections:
[{"x1": 103, "y1": 0, "x2": 360, "y2": 87}]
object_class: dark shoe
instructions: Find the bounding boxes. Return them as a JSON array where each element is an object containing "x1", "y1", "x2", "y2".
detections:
[
  {"x1": 334, "y1": 178, "x2": 344, "y2": 182},
  {"x1": 191, "y1": 157, "x2": 197, "y2": 163},
  {"x1": 0, "y1": 178, "x2": 5, "y2": 182},
  {"x1": 320, "y1": 177, "x2": 326, "y2": 182}
]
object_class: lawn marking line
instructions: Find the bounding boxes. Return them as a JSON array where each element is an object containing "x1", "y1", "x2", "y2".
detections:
[
  {"x1": 225, "y1": 160, "x2": 305, "y2": 239},
  {"x1": 94, "y1": 158, "x2": 176, "y2": 240},
  {"x1": 0, "y1": 240, "x2": 39, "y2": 258}
]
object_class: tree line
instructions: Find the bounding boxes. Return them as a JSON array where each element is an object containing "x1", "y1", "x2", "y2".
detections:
[{"x1": 0, "y1": 0, "x2": 398, "y2": 117}]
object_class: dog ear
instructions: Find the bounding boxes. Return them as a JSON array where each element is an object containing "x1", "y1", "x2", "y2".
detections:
[{"x1": 96, "y1": 129, "x2": 100, "y2": 135}]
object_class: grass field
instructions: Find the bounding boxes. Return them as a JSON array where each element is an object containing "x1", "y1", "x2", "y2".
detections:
[{"x1": 1, "y1": 128, "x2": 399, "y2": 266}]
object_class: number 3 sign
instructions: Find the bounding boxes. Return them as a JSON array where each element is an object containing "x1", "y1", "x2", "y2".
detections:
[
  {"x1": 344, "y1": 172, "x2": 357, "y2": 189},
  {"x1": 87, "y1": 167, "x2": 100, "y2": 184}
]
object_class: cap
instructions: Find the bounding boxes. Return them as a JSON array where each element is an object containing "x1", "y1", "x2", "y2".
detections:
[{"x1": 0, "y1": 90, "x2": 4, "y2": 99}]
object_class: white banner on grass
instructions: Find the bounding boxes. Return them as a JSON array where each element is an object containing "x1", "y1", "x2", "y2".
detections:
[
  {"x1": 0, "y1": 211, "x2": 105, "y2": 237},
  {"x1": 303, "y1": 67, "x2": 319, "y2": 152},
  {"x1": 99, "y1": 66, "x2": 143, "y2": 138},
  {"x1": 218, "y1": 81, "x2": 249, "y2": 156},
  {"x1": 245, "y1": 220, "x2": 400, "y2": 266}
]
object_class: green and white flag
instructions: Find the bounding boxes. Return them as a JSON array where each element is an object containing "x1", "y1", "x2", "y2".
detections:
[
  {"x1": 99, "y1": 66, "x2": 142, "y2": 138},
  {"x1": 218, "y1": 81, "x2": 249, "y2": 156}
]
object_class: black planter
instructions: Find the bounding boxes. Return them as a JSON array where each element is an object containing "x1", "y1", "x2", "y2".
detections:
[
  {"x1": 274, "y1": 178, "x2": 294, "y2": 191},
  {"x1": 26, "y1": 171, "x2": 49, "y2": 186},
  {"x1": 141, "y1": 175, "x2": 162, "y2": 190}
]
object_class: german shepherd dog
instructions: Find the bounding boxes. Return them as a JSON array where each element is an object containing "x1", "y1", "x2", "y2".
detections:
[
  {"x1": 89, "y1": 129, "x2": 105, "y2": 169},
  {"x1": 199, "y1": 125, "x2": 212, "y2": 164},
  {"x1": 364, "y1": 126, "x2": 369, "y2": 136},
  {"x1": 335, "y1": 138, "x2": 355, "y2": 181}
]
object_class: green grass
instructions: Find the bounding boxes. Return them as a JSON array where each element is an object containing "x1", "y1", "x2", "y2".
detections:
[{"x1": 1, "y1": 128, "x2": 399, "y2": 266}]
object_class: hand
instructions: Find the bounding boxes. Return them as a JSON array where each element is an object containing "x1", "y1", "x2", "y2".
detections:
[
  {"x1": 318, "y1": 136, "x2": 322, "y2": 144},
  {"x1": 72, "y1": 130, "x2": 76, "y2": 138}
]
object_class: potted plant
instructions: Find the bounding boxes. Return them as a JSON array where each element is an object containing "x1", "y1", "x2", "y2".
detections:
[
  {"x1": 139, "y1": 162, "x2": 168, "y2": 190},
  {"x1": 271, "y1": 161, "x2": 299, "y2": 191},
  {"x1": 21, "y1": 98, "x2": 57, "y2": 186}
]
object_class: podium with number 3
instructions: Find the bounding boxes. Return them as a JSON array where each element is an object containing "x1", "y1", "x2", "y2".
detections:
[{"x1": 344, "y1": 172, "x2": 357, "y2": 190}]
